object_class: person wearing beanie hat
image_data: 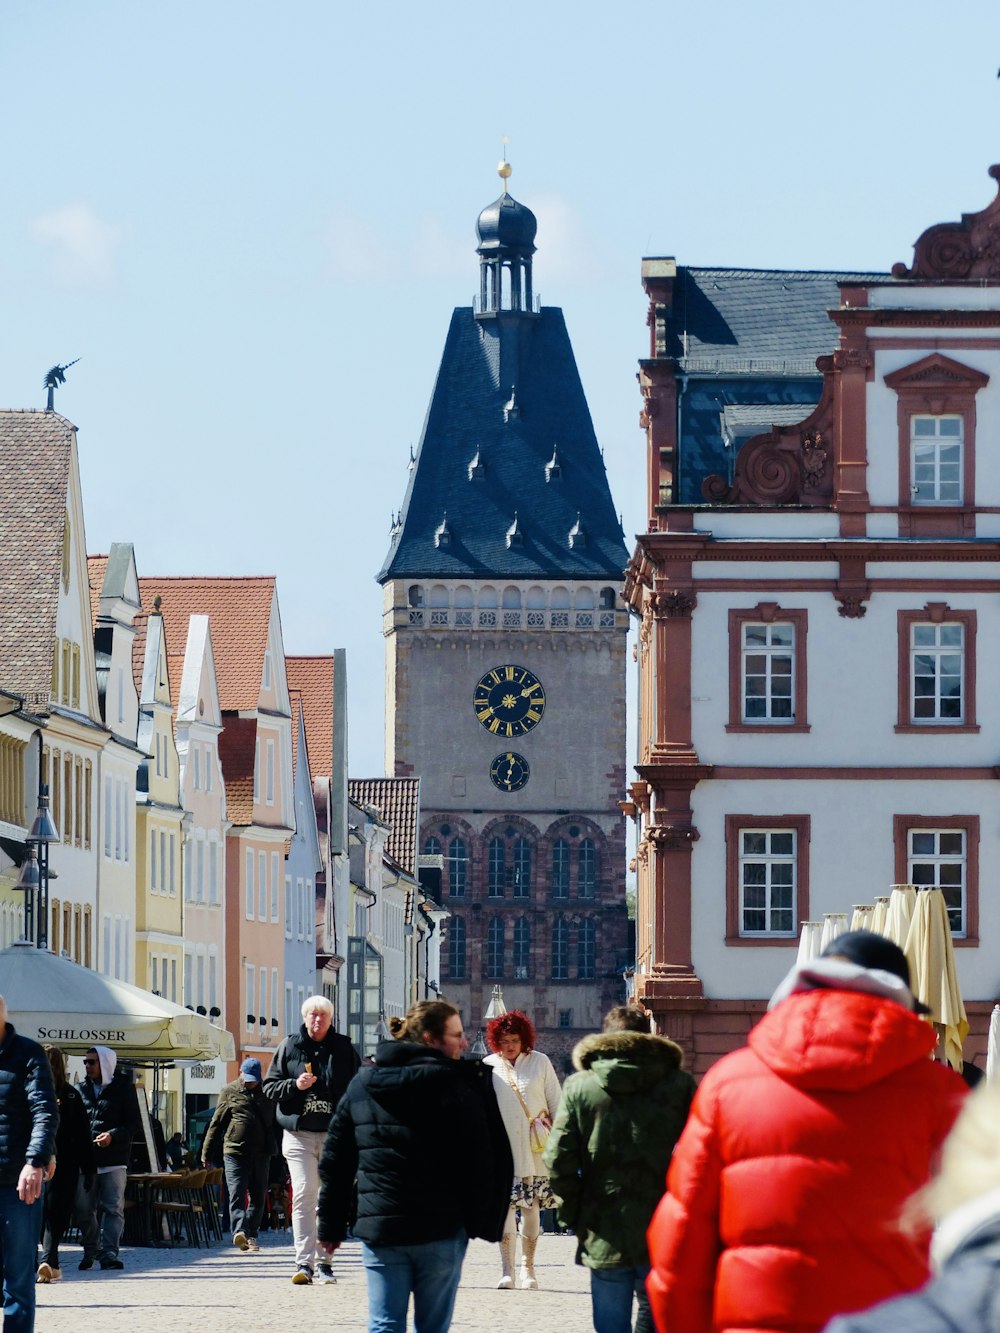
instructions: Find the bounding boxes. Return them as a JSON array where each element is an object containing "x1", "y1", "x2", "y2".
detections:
[
  {"x1": 202, "y1": 1057, "x2": 277, "y2": 1254},
  {"x1": 647, "y1": 930, "x2": 969, "y2": 1333}
]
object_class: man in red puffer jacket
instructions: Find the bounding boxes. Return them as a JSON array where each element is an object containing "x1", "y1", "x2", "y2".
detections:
[{"x1": 646, "y1": 931, "x2": 967, "y2": 1333}]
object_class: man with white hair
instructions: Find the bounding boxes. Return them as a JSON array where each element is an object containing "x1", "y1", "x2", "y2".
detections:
[
  {"x1": 0, "y1": 993, "x2": 57, "y2": 1331},
  {"x1": 264, "y1": 995, "x2": 360, "y2": 1285}
]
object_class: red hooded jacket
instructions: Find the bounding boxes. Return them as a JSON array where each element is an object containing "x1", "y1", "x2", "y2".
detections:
[{"x1": 646, "y1": 988, "x2": 967, "y2": 1333}]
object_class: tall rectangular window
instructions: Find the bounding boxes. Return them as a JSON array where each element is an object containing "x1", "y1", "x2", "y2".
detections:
[
  {"x1": 485, "y1": 918, "x2": 504, "y2": 978},
  {"x1": 513, "y1": 917, "x2": 531, "y2": 979},
  {"x1": 84, "y1": 760, "x2": 92, "y2": 849},
  {"x1": 911, "y1": 415, "x2": 963, "y2": 504},
  {"x1": 511, "y1": 839, "x2": 531, "y2": 899},
  {"x1": 271, "y1": 970, "x2": 279, "y2": 1036},
  {"x1": 578, "y1": 918, "x2": 596, "y2": 978},
  {"x1": 447, "y1": 838, "x2": 467, "y2": 897},
  {"x1": 265, "y1": 739, "x2": 275, "y2": 805},
  {"x1": 285, "y1": 874, "x2": 293, "y2": 937},
  {"x1": 551, "y1": 841, "x2": 569, "y2": 899},
  {"x1": 270, "y1": 852, "x2": 279, "y2": 921},
  {"x1": 907, "y1": 827, "x2": 969, "y2": 935},
  {"x1": 245, "y1": 964, "x2": 255, "y2": 1030},
  {"x1": 738, "y1": 829, "x2": 797, "y2": 936},
  {"x1": 742, "y1": 622, "x2": 794, "y2": 722},
  {"x1": 63, "y1": 754, "x2": 73, "y2": 844},
  {"x1": 911, "y1": 622, "x2": 964, "y2": 722},
  {"x1": 253, "y1": 740, "x2": 260, "y2": 804},
  {"x1": 551, "y1": 916, "x2": 568, "y2": 980},
  {"x1": 209, "y1": 842, "x2": 219, "y2": 904},
  {"x1": 150, "y1": 829, "x2": 158, "y2": 889},
  {"x1": 306, "y1": 879, "x2": 313, "y2": 941},
  {"x1": 488, "y1": 838, "x2": 505, "y2": 898},
  {"x1": 193, "y1": 746, "x2": 201, "y2": 791},
  {"x1": 159, "y1": 831, "x2": 166, "y2": 894},
  {"x1": 578, "y1": 840, "x2": 596, "y2": 898},
  {"x1": 295, "y1": 878, "x2": 304, "y2": 939},
  {"x1": 259, "y1": 971, "x2": 268, "y2": 1028},
  {"x1": 446, "y1": 916, "x2": 466, "y2": 979},
  {"x1": 209, "y1": 950, "x2": 217, "y2": 1009},
  {"x1": 196, "y1": 840, "x2": 205, "y2": 902},
  {"x1": 169, "y1": 833, "x2": 176, "y2": 895},
  {"x1": 245, "y1": 849, "x2": 254, "y2": 918},
  {"x1": 104, "y1": 776, "x2": 112, "y2": 858},
  {"x1": 258, "y1": 851, "x2": 267, "y2": 918}
]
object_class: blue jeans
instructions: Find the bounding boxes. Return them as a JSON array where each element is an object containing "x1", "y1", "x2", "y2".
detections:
[
  {"x1": 0, "y1": 1185, "x2": 41, "y2": 1332},
  {"x1": 590, "y1": 1265, "x2": 651, "y2": 1333},
  {"x1": 76, "y1": 1167, "x2": 127, "y2": 1261},
  {"x1": 223, "y1": 1154, "x2": 269, "y2": 1240},
  {"x1": 361, "y1": 1229, "x2": 467, "y2": 1333}
]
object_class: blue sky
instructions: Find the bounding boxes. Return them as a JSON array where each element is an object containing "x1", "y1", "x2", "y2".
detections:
[{"x1": 3, "y1": 1, "x2": 1000, "y2": 774}]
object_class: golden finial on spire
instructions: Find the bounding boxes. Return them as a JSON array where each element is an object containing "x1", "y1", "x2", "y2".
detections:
[{"x1": 497, "y1": 135, "x2": 512, "y2": 193}]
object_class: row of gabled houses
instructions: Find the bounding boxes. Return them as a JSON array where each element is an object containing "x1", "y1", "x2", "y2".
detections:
[{"x1": 0, "y1": 407, "x2": 446, "y2": 1132}]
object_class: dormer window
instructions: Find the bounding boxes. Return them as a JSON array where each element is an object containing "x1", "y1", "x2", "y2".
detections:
[
  {"x1": 505, "y1": 513, "x2": 524, "y2": 548},
  {"x1": 911, "y1": 416, "x2": 963, "y2": 504},
  {"x1": 434, "y1": 514, "x2": 452, "y2": 548},
  {"x1": 468, "y1": 449, "x2": 486, "y2": 480},
  {"x1": 568, "y1": 514, "x2": 587, "y2": 548},
  {"x1": 545, "y1": 448, "x2": 562, "y2": 482}
]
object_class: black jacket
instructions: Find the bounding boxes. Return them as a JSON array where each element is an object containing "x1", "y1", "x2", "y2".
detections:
[
  {"x1": 53, "y1": 1082, "x2": 97, "y2": 1185},
  {"x1": 317, "y1": 1040, "x2": 513, "y2": 1248},
  {"x1": 0, "y1": 1023, "x2": 57, "y2": 1186},
  {"x1": 201, "y1": 1079, "x2": 276, "y2": 1161},
  {"x1": 263, "y1": 1024, "x2": 360, "y2": 1132},
  {"x1": 79, "y1": 1071, "x2": 141, "y2": 1170}
]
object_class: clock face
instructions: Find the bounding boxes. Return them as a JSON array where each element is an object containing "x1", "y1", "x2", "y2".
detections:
[
  {"x1": 490, "y1": 751, "x2": 530, "y2": 792},
  {"x1": 473, "y1": 665, "x2": 545, "y2": 737}
]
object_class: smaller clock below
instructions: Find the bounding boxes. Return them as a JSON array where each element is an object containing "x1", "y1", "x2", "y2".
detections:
[{"x1": 489, "y1": 751, "x2": 530, "y2": 793}]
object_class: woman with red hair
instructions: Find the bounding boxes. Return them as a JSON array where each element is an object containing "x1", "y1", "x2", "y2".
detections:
[{"x1": 484, "y1": 1010, "x2": 562, "y2": 1292}]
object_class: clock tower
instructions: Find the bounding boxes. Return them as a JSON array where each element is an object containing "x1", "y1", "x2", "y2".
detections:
[{"x1": 378, "y1": 167, "x2": 630, "y2": 1066}]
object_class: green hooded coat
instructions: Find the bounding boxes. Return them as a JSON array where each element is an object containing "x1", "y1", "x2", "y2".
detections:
[{"x1": 543, "y1": 1029, "x2": 695, "y2": 1269}]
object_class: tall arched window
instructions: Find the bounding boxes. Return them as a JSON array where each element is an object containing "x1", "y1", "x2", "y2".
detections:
[
  {"x1": 578, "y1": 918, "x2": 596, "y2": 979},
  {"x1": 485, "y1": 918, "x2": 505, "y2": 978},
  {"x1": 551, "y1": 840, "x2": 570, "y2": 899},
  {"x1": 512, "y1": 838, "x2": 531, "y2": 899},
  {"x1": 551, "y1": 916, "x2": 568, "y2": 980},
  {"x1": 447, "y1": 838, "x2": 467, "y2": 897},
  {"x1": 423, "y1": 835, "x2": 442, "y2": 856},
  {"x1": 513, "y1": 917, "x2": 531, "y2": 979},
  {"x1": 488, "y1": 837, "x2": 506, "y2": 897},
  {"x1": 578, "y1": 840, "x2": 597, "y2": 898},
  {"x1": 446, "y1": 916, "x2": 466, "y2": 979}
]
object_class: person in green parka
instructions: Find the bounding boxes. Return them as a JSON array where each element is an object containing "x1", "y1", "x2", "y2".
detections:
[{"x1": 543, "y1": 1005, "x2": 695, "y2": 1333}]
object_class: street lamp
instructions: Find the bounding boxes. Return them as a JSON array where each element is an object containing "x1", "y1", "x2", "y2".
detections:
[
  {"x1": 484, "y1": 985, "x2": 507, "y2": 1020},
  {"x1": 15, "y1": 784, "x2": 59, "y2": 949},
  {"x1": 469, "y1": 1028, "x2": 488, "y2": 1058}
]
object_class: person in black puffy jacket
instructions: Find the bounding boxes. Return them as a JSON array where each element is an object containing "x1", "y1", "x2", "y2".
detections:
[
  {"x1": 75, "y1": 1045, "x2": 141, "y2": 1271},
  {"x1": 317, "y1": 1000, "x2": 512, "y2": 1333},
  {"x1": 36, "y1": 1045, "x2": 96, "y2": 1283},
  {"x1": 0, "y1": 993, "x2": 57, "y2": 1331}
]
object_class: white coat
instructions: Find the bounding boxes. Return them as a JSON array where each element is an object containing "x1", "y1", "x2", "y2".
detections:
[{"x1": 484, "y1": 1049, "x2": 562, "y2": 1179}]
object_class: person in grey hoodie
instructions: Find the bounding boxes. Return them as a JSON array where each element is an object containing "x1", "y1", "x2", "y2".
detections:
[{"x1": 75, "y1": 1045, "x2": 141, "y2": 1271}]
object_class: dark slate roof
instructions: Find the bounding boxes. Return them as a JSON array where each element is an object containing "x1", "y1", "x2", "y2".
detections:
[
  {"x1": 378, "y1": 307, "x2": 628, "y2": 581},
  {"x1": 0, "y1": 411, "x2": 74, "y2": 707},
  {"x1": 667, "y1": 268, "x2": 889, "y2": 375}
]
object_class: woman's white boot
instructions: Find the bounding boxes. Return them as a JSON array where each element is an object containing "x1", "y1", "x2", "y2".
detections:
[
  {"x1": 497, "y1": 1233, "x2": 516, "y2": 1290},
  {"x1": 519, "y1": 1234, "x2": 539, "y2": 1290}
]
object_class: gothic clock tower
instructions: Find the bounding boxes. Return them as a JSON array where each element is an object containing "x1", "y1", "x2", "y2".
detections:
[{"x1": 378, "y1": 166, "x2": 629, "y2": 1066}]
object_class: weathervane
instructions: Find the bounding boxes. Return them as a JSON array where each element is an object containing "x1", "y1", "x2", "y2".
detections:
[
  {"x1": 43, "y1": 359, "x2": 80, "y2": 412},
  {"x1": 498, "y1": 135, "x2": 512, "y2": 194}
]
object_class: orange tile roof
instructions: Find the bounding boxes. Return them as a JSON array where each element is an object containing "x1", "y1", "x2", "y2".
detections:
[
  {"x1": 286, "y1": 656, "x2": 334, "y2": 778},
  {"x1": 137, "y1": 577, "x2": 274, "y2": 712},
  {"x1": 87, "y1": 554, "x2": 108, "y2": 631},
  {"x1": 348, "y1": 777, "x2": 420, "y2": 877},
  {"x1": 0, "y1": 411, "x2": 75, "y2": 705},
  {"x1": 218, "y1": 714, "x2": 257, "y2": 825}
]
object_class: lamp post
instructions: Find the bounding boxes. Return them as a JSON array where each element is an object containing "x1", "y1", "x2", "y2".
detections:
[{"x1": 16, "y1": 784, "x2": 59, "y2": 949}]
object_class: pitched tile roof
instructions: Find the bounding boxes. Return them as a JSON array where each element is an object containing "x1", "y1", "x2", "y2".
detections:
[
  {"x1": 379, "y1": 307, "x2": 628, "y2": 582},
  {"x1": 87, "y1": 554, "x2": 108, "y2": 631},
  {"x1": 666, "y1": 268, "x2": 888, "y2": 374},
  {"x1": 0, "y1": 411, "x2": 75, "y2": 705},
  {"x1": 348, "y1": 777, "x2": 420, "y2": 877},
  {"x1": 286, "y1": 656, "x2": 335, "y2": 779},
  {"x1": 137, "y1": 577, "x2": 274, "y2": 712},
  {"x1": 218, "y1": 714, "x2": 257, "y2": 825}
]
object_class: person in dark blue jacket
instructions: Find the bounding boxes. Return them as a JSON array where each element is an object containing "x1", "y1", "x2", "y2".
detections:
[{"x1": 0, "y1": 993, "x2": 57, "y2": 1332}]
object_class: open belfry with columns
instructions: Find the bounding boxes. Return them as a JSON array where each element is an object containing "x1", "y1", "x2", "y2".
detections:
[
  {"x1": 379, "y1": 163, "x2": 631, "y2": 1068},
  {"x1": 625, "y1": 163, "x2": 1000, "y2": 1073}
]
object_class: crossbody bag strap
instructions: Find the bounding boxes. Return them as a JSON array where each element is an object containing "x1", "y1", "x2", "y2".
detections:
[{"x1": 500, "y1": 1059, "x2": 535, "y2": 1123}]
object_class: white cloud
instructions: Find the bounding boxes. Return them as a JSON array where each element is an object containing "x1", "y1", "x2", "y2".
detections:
[
  {"x1": 530, "y1": 192, "x2": 603, "y2": 288},
  {"x1": 30, "y1": 203, "x2": 125, "y2": 288}
]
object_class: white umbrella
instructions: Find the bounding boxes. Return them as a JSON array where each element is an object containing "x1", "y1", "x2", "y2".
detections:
[
  {"x1": 850, "y1": 905, "x2": 875, "y2": 932},
  {"x1": 820, "y1": 913, "x2": 849, "y2": 952},
  {"x1": 870, "y1": 897, "x2": 890, "y2": 936},
  {"x1": 796, "y1": 921, "x2": 824, "y2": 966},
  {"x1": 883, "y1": 885, "x2": 917, "y2": 949},
  {"x1": 903, "y1": 889, "x2": 968, "y2": 1072},
  {"x1": 987, "y1": 1005, "x2": 1000, "y2": 1082},
  {"x1": 0, "y1": 941, "x2": 235, "y2": 1062}
]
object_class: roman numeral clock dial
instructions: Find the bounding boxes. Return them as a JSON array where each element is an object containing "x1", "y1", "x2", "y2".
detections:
[{"x1": 473, "y1": 665, "x2": 545, "y2": 740}]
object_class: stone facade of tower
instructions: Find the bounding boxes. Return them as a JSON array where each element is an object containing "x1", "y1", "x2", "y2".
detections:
[{"x1": 378, "y1": 182, "x2": 630, "y2": 1071}]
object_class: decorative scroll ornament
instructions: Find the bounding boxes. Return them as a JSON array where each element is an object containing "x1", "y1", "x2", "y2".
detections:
[
  {"x1": 702, "y1": 372, "x2": 834, "y2": 506},
  {"x1": 892, "y1": 164, "x2": 1000, "y2": 280},
  {"x1": 646, "y1": 823, "x2": 700, "y2": 852},
  {"x1": 835, "y1": 593, "x2": 869, "y2": 619},
  {"x1": 652, "y1": 590, "x2": 697, "y2": 619}
]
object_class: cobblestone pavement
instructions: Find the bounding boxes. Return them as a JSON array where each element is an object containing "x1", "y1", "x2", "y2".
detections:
[{"x1": 33, "y1": 1231, "x2": 592, "y2": 1333}]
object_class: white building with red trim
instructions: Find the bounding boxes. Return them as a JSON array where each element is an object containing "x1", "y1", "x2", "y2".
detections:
[{"x1": 625, "y1": 166, "x2": 1000, "y2": 1075}]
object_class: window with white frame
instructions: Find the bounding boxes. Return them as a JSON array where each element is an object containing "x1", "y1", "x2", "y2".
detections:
[
  {"x1": 551, "y1": 915, "x2": 569, "y2": 979},
  {"x1": 738, "y1": 829, "x2": 797, "y2": 936},
  {"x1": 253, "y1": 740, "x2": 260, "y2": 804},
  {"x1": 285, "y1": 983, "x2": 294, "y2": 1037},
  {"x1": 208, "y1": 949, "x2": 217, "y2": 1010},
  {"x1": 447, "y1": 837, "x2": 467, "y2": 897},
  {"x1": 270, "y1": 851, "x2": 279, "y2": 921},
  {"x1": 742, "y1": 622, "x2": 794, "y2": 722},
  {"x1": 908, "y1": 829, "x2": 967, "y2": 934},
  {"x1": 245, "y1": 849, "x2": 254, "y2": 918},
  {"x1": 193, "y1": 746, "x2": 201, "y2": 791},
  {"x1": 578, "y1": 917, "x2": 596, "y2": 978},
  {"x1": 246, "y1": 963, "x2": 255, "y2": 1029},
  {"x1": 259, "y1": 971, "x2": 267, "y2": 1030},
  {"x1": 206, "y1": 749, "x2": 213, "y2": 792},
  {"x1": 285, "y1": 874, "x2": 293, "y2": 937},
  {"x1": 306, "y1": 879, "x2": 313, "y2": 940},
  {"x1": 911, "y1": 415, "x2": 963, "y2": 504},
  {"x1": 183, "y1": 951, "x2": 193, "y2": 1007},
  {"x1": 265, "y1": 739, "x2": 275, "y2": 805},
  {"x1": 485, "y1": 918, "x2": 504, "y2": 978},
  {"x1": 513, "y1": 917, "x2": 530, "y2": 979},
  {"x1": 150, "y1": 830, "x2": 158, "y2": 889},
  {"x1": 295, "y1": 877, "x2": 304, "y2": 939},
  {"x1": 258, "y1": 851, "x2": 267, "y2": 918},
  {"x1": 911, "y1": 622, "x2": 964, "y2": 722},
  {"x1": 104, "y1": 776, "x2": 112, "y2": 858},
  {"x1": 209, "y1": 841, "x2": 219, "y2": 904}
]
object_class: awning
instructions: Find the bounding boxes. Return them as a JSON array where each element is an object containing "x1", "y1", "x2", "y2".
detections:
[{"x1": 0, "y1": 941, "x2": 235, "y2": 1062}]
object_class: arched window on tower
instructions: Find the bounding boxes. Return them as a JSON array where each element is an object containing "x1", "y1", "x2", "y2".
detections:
[
  {"x1": 551, "y1": 916, "x2": 569, "y2": 980},
  {"x1": 512, "y1": 838, "x2": 531, "y2": 899},
  {"x1": 600, "y1": 587, "x2": 616, "y2": 610},
  {"x1": 578, "y1": 840, "x2": 597, "y2": 899},
  {"x1": 447, "y1": 838, "x2": 467, "y2": 897},
  {"x1": 446, "y1": 916, "x2": 466, "y2": 979},
  {"x1": 551, "y1": 840, "x2": 570, "y2": 900},
  {"x1": 578, "y1": 918, "x2": 596, "y2": 979},
  {"x1": 423, "y1": 836, "x2": 442, "y2": 856},
  {"x1": 485, "y1": 918, "x2": 505, "y2": 978},
  {"x1": 488, "y1": 838, "x2": 506, "y2": 898},
  {"x1": 513, "y1": 917, "x2": 531, "y2": 980}
]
